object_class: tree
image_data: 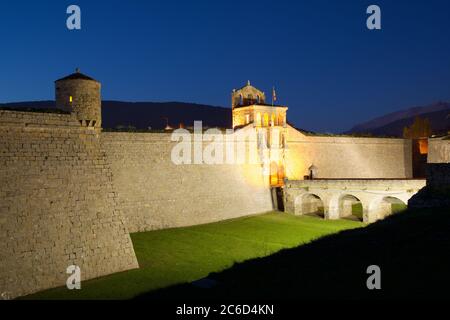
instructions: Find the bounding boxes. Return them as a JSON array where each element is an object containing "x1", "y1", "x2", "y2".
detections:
[{"x1": 403, "y1": 116, "x2": 432, "y2": 139}]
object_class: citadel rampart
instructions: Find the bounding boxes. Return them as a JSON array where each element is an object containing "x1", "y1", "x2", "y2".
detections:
[
  {"x1": 427, "y1": 137, "x2": 450, "y2": 188},
  {"x1": 409, "y1": 136, "x2": 450, "y2": 208},
  {"x1": 0, "y1": 72, "x2": 423, "y2": 298},
  {"x1": 0, "y1": 110, "x2": 138, "y2": 299},
  {"x1": 101, "y1": 131, "x2": 274, "y2": 233},
  {"x1": 285, "y1": 125, "x2": 413, "y2": 179}
]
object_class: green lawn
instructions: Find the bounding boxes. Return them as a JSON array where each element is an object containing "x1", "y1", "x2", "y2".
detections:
[
  {"x1": 25, "y1": 212, "x2": 363, "y2": 300},
  {"x1": 142, "y1": 207, "x2": 450, "y2": 300}
]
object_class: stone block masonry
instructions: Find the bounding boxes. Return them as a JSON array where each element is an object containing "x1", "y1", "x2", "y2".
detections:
[
  {"x1": 424, "y1": 137, "x2": 450, "y2": 189},
  {"x1": 0, "y1": 110, "x2": 274, "y2": 298},
  {"x1": 285, "y1": 125, "x2": 413, "y2": 179},
  {"x1": 101, "y1": 132, "x2": 274, "y2": 233},
  {"x1": 428, "y1": 137, "x2": 450, "y2": 164},
  {"x1": 408, "y1": 136, "x2": 450, "y2": 208},
  {"x1": 0, "y1": 108, "x2": 416, "y2": 298},
  {"x1": 0, "y1": 110, "x2": 138, "y2": 299},
  {"x1": 0, "y1": 75, "x2": 420, "y2": 298}
]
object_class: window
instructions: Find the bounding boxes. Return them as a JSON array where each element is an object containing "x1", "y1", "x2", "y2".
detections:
[
  {"x1": 69, "y1": 96, "x2": 73, "y2": 103},
  {"x1": 245, "y1": 114, "x2": 250, "y2": 124}
]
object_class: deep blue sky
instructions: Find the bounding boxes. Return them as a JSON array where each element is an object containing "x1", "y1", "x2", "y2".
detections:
[{"x1": 1, "y1": 0, "x2": 450, "y2": 132}]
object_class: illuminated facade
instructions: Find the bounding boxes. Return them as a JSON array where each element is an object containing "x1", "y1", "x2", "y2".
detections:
[{"x1": 232, "y1": 81, "x2": 288, "y2": 186}]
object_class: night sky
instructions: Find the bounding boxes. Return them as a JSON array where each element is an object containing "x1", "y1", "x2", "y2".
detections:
[{"x1": 1, "y1": 0, "x2": 450, "y2": 132}]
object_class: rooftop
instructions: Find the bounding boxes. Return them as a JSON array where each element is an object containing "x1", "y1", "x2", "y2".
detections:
[
  {"x1": 55, "y1": 68, "x2": 98, "y2": 82},
  {"x1": 233, "y1": 103, "x2": 287, "y2": 109}
]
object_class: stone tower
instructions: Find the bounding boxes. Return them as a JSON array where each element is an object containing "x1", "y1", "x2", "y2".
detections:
[
  {"x1": 231, "y1": 80, "x2": 266, "y2": 110},
  {"x1": 55, "y1": 68, "x2": 102, "y2": 128},
  {"x1": 231, "y1": 81, "x2": 288, "y2": 187},
  {"x1": 231, "y1": 81, "x2": 287, "y2": 129}
]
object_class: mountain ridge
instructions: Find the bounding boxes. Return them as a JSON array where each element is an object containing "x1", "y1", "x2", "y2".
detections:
[
  {"x1": 0, "y1": 100, "x2": 232, "y2": 130},
  {"x1": 2, "y1": 100, "x2": 449, "y2": 136},
  {"x1": 346, "y1": 101, "x2": 450, "y2": 137}
]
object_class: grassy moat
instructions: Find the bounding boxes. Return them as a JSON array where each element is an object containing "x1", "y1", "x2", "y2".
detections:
[
  {"x1": 25, "y1": 213, "x2": 362, "y2": 300},
  {"x1": 139, "y1": 207, "x2": 450, "y2": 300},
  {"x1": 26, "y1": 207, "x2": 450, "y2": 300}
]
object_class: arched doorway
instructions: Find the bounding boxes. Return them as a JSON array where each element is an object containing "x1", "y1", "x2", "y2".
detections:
[
  {"x1": 339, "y1": 194, "x2": 363, "y2": 221},
  {"x1": 295, "y1": 193, "x2": 325, "y2": 218},
  {"x1": 269, "y1": 162, "x2": 285, "y2": 186}
]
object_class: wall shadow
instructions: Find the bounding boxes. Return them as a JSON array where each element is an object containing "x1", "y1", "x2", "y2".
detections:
[{"x1": 135, "y1": 206, "x2": 450, "y2": 300}]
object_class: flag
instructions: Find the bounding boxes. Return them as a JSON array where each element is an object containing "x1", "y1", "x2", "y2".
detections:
[{"x1": 272, "y1": 87, "x2": 277, "y2": 105}]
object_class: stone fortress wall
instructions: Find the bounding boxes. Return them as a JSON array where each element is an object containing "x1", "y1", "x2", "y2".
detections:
[
  {"x1": 0, "y1": 73, "x2": 420, "y2": 298},
  {"x1": 408, "y1": 136, "x2": 450, "y2": 208},
  {"x1": 101, "y1": 131, "x2": 274, "y2": 233},
  {"x1": 0, "y1": 110, "x2": 138, "y2": 299},
  {"x1": 426, "y1": 136, "x2": 450, "y2": 188},
  {"x1": 285, "y1": 125, "x2": 413, "y2": 180},
  {"x1": 0, "y1": 109, "x2": 274, "y2": 298}
]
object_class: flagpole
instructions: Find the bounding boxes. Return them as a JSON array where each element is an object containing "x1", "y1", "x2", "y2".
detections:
[{"x1": 272, "y1": 86, "x2": 274, "y2": 106}]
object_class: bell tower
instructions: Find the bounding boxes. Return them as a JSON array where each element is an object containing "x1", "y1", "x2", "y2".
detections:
[
  {"x1": 231, "y1": 81, "x2": 287, "y2": 129},
  {"x1": 231, "y1": 81, "x2": 289, "y2": 187},
  {"x1": 231, "y1": 80, "x2": 266, "y2": 110}
]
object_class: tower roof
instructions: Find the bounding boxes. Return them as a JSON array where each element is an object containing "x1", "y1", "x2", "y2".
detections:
[
  {"x1": 55, "y1": 68, "x2": 98, "y2": 82},
  {"x1": 236, "y1": 80, "x2": 260, "y2": 92}
]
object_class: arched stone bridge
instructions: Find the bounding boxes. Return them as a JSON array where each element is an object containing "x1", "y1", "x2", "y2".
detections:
[{"x1": 284, "y1": 179, "x2": 426, "y2": 223}]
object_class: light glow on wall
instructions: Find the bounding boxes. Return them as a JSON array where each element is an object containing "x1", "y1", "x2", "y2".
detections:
[
  {"x1": 256, "y1": 112, "x2": 261, "y2": 127},
  {"x1": 418, "y1": 139, "x2": 428, "y2": 155}
]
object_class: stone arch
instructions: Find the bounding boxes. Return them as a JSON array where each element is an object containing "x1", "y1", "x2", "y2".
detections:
[
  {"x1": 369, "y1": 196, "x2": 407, "y2": 221},
  {"x1": 294, "y1": 193, "x2": 325, "y2": 218},
  {"x1": 337, "y1": 194, "x2": 364, "y2": 221}
]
